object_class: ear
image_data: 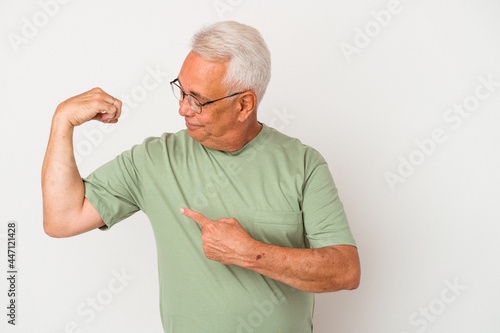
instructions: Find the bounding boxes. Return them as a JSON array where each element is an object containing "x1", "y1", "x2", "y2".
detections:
[{"x1": 237, "y1": 91, "x2": 257, "y2": 122}]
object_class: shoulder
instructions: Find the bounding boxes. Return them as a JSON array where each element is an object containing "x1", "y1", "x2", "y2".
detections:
[
  {"x1": 132, "y1": 130, "x2": 191, "y2": 151},
  {"x1": 262, "y1": 124, "x2": 326, "y2": 166},
  {"x1": 125, "y1": 130, "x2": 196, "y2": 163}
]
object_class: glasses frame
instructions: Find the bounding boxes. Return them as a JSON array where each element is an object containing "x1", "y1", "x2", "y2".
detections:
[{"x1": 170, "y1": 78, "x2": 245, "y2": 114}]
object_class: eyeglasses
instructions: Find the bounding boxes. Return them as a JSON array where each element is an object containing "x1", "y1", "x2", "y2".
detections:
[{"x1": 170, "y1": 78, "x2": 245, "y2": 114}]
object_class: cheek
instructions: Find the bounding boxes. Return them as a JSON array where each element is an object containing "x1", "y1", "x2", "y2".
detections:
[
  {"x1": 197, "y1": 114, "x2": 213, "y2": 128},
  {"x1": 200, "y1": 106, "x2": 237, "y2": 135},
  {"x1": 199, "y1": 112, "x2": 221, "y2": 132}
]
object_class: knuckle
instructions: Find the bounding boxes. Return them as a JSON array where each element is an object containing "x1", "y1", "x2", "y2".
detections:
[
  {"x1": 90, "y1": 99, "x2": 102, "y2": 109},
  {"x1": 90, "y1": 88, "x2": 108, "y2": 101}
]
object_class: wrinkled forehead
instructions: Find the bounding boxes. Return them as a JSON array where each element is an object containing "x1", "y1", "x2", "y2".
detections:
[{"x1": 178, "y1": 51, "x2": 229, "y2": 99}]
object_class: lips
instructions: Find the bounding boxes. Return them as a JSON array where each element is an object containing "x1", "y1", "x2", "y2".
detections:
[{"x1": 185, "y1": 119, "x2": 203, "y2": 129}]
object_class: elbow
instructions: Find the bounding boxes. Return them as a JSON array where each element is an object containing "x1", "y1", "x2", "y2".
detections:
[
  {"x1": 329, "y1": 252, "x2": 361, "y2": 292},
  {"x1": 345, "y1": 269, "x2": 361, "y2": 290},
  {"x1": 325, "y1": 270, "x2": 360, "y2": 293},
  {"x1": 344, "y1": 255, "x2": 361, "y2": 290},
  {"x1": 315, "y1": 275, "x2": 360, "y2": 293},
  {"x1": 43, "y1": 216, "x2": 69, "y2": 238},
  {"x1": 311, "y1": 246, "x2": 361, "y2": 293},
  {"x1": 43, "y1": 219, "x2": 60, "y2": 238},
  {"x1": 314, "y1": 268, "x2": 361, "y2": 293}
]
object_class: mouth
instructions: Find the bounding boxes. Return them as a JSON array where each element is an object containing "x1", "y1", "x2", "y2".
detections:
[{"x1": 185, "y1": 119, "x2": 203, "y2": 129}]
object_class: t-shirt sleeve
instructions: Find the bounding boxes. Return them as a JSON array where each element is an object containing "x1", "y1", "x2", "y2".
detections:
[
  {"x1": 302, "y1": 156, "x2": 356, "y2": 249},
  {"x1": 83, "y1": 145, "x2": 144, "y2": 231}
]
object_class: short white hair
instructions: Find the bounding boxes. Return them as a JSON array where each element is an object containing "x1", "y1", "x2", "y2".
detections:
[{"x1": 191, "y1": 21, "x2": 271, "y2": 108}]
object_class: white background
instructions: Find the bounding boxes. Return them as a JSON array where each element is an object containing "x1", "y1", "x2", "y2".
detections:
[{"x1": 1, "y1": 0, "x2": 499, "y2": 332}]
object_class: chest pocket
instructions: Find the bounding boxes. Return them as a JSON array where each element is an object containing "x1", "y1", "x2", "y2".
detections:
[{"x1": 252, "y1": 211, "x2": 306, "y2": 248}]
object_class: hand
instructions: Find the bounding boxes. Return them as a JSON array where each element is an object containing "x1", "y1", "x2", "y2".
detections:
[
  {"x1": 55, "y1": 87, "x2": 122, "y2": 127},
  {"x1": 180, "y1": 208, "x2": 257, "y2": 266}
]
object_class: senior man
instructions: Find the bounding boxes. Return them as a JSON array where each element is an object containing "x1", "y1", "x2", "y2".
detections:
[{"x1": 42, "y1": 21, "x2": 360, "y2": 332}]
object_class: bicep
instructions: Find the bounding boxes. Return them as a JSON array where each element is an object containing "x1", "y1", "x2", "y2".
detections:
[
  {"x1": 51, "y1": 198, "x2": 105, "y2": 238},
  {"x1": 75, "y1": 198, "x2": 106, "y2": 235}
]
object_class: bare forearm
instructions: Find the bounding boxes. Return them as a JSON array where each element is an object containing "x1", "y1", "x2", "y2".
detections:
[
  {"x1": 240, "y1": 242, "x2": 360, "y2": 293},
  {"x1": 180, "y1": 208, "x2": 361, "y2": 293},
  {"x1": 41, "y1": 113, "x2": 85, "y2": 233}
]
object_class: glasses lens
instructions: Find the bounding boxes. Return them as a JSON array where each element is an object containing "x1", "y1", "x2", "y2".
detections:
[
  {"x1": 171, "y1": 82, "x2": 183, "y2": 101},
  {"x1": 187, "y1": 95, "x2": 202, "y2": 114}
]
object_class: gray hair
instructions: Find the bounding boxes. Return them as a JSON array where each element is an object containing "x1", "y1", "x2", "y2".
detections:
[{"x1": 191, "y1": 21, "x2": 271, "y2": 108}]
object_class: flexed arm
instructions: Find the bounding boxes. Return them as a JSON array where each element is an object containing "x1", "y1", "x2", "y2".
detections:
[{"x1": 42, "y1": 88, "x2": 122, "y2": 237}]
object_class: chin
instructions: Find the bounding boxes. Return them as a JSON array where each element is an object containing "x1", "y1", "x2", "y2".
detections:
[{"x1": 187, "y1": 128, "x2": 205, "y2": 142}]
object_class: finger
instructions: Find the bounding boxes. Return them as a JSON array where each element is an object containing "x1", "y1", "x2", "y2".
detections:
[
  {"x1": 102, "y1": 97, "x2": 120, "y2": 114},
  {"x1": 96, "y1": 98, "x2": 122, "y2": 123},
  {"x1": 94, "y1": 109, "x2": 116, "y2": 123},
  {"x1": 84, "y1": 87, "x2": 116, "y2": 109},
  {"x1": 112, "y1": 99, "x2": 122, "y2": 119},
  {"x1": 89, "y1": 87, "x2": 116, "y2": 105},
  {"x1": 180, "y1": 208, "x2": 211, "y2": 228},
  {"x1": 216, "y1": 218, "x2": 233, "y2": 224}
]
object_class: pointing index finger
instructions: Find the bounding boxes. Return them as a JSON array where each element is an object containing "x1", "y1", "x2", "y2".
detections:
[{"x1": 180, "y1": 208, "x2": 209, "y2": 227}]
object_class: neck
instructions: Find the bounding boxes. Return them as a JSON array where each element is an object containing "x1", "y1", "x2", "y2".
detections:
[{"x1": 221, "y1": 121, "x2": 262, "y2": 152}]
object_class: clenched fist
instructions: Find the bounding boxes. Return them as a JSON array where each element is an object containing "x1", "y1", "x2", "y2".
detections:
[{"x1": 55, "y1": 87, "x2": 122, "y2": 127}]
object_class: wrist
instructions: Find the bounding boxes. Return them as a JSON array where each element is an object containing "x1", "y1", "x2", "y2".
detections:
[
  {"x1": 52, "y1": 106, "x2": 76, "y2": 130},
  {"x1": 239, "y1": 239, "x2": 269, "y2": 270}
]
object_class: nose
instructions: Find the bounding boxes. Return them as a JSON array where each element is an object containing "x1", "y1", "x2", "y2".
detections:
[{"x1": 178, "y1": 97, "x2": 195, "y2": 117}]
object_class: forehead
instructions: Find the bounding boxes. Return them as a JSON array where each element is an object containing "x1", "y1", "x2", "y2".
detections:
[{"x1": 178, "y1": 51, "x2": 229, "y2": 97}]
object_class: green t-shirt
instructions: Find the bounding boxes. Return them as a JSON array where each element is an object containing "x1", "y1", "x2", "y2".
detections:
[{"x1": 83, "y1": 124, "x2": 356, "y2": 332}]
